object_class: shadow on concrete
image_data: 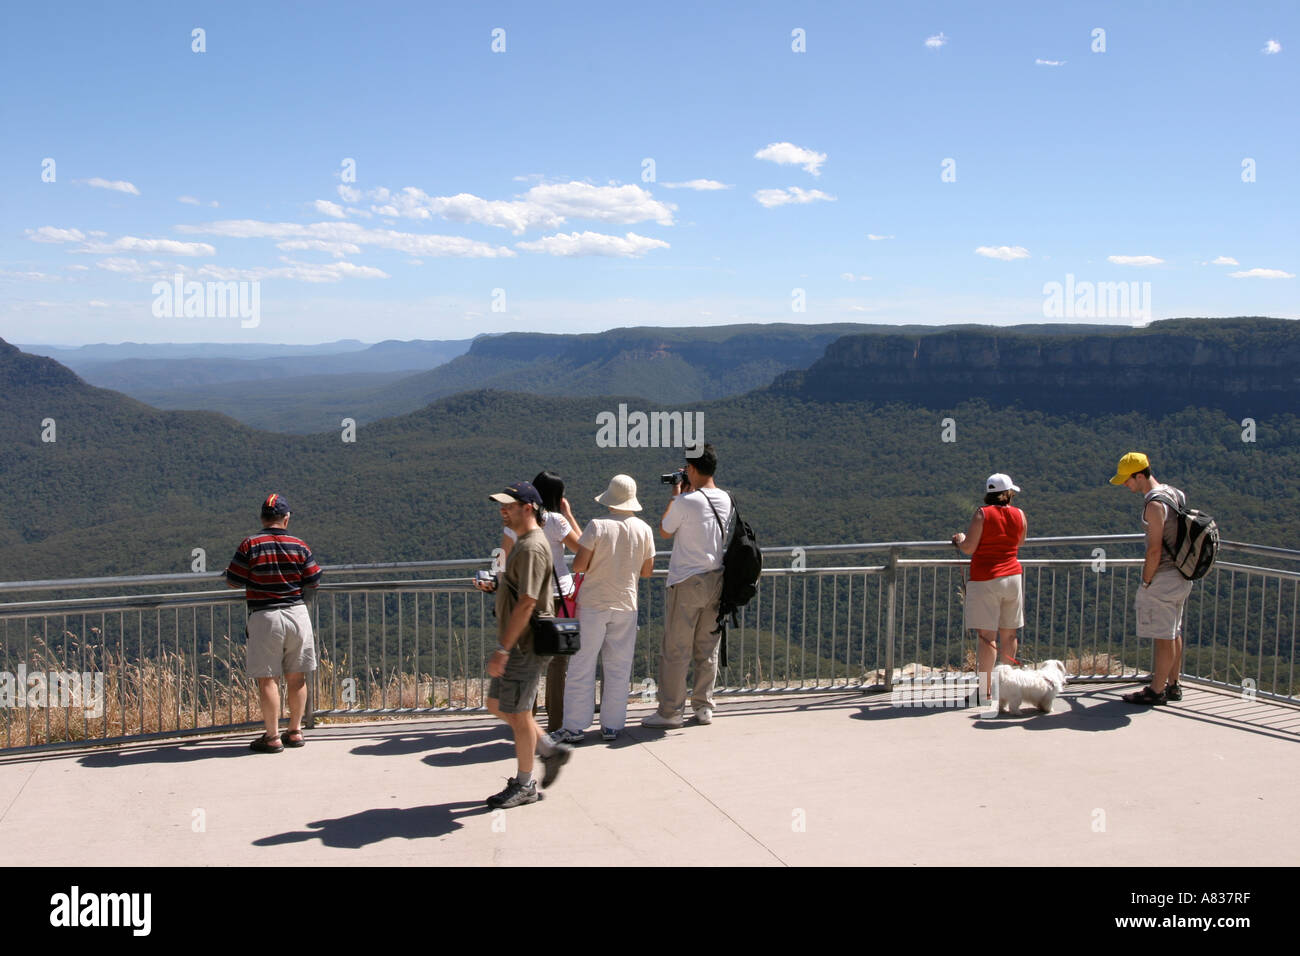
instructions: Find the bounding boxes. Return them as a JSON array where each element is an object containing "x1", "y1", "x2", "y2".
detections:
[
  {"x1": 253, "y1": 801, "x2": 492, "y2": 849},
  {"x1": 77, "y1": 741, "x2": 254, "y2": 767},
  {"x1": 422, "y1": 741, "x2": 514, "y2": 767},
  {"x1": 971, "y1": 696, "x2": 1133, "y2": 732},
  {"x1": 349, "y1": 727, "x2": 501, "y2": 758},
  {"x1": 849, "y1": 691, "x2": 1134, "y2": 732}
]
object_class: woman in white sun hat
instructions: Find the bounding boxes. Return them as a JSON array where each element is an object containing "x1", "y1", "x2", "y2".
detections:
[
  {"x1": 550, "y1": 474, "x2": 656, "y2": 745},
  {"x1": 952, "y1": 473, "x2": 1028, "y2": 703}
]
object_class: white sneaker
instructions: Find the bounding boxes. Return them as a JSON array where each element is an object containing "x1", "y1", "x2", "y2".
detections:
[
  {"x1": 694, "y1": 706, "x2": 713, "y2": 725},
  {"x1": 641, "y1": 712, "x2": 683, "y2": 729}
]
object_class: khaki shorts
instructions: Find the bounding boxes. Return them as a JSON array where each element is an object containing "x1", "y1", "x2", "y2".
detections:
[
  {"x1": 1135, "y1": 571, "x2": 1194, "y2": 640},
  {"x1": 488, "y1": 643, "x2": 548, "y2": 714},
  {"x1": 965, "y1": 574, "x2": 1025, "y2": 631},
  {"x1": 246, "y1": 604, "x2": 316, "y2": 677}
]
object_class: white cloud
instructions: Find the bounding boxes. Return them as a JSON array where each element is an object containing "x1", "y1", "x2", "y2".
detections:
[
  {"x1": 516, "y1": 231, "x2": 669, "y2": 257},
  {"x1": 276, "y1": 239, "x2": 363, "y2": 258},
  {"x1": 754, "y1": 187, "x2": 836, "y2": 208},
  {"x1": 1263, "y1": 39, "x2": 1282, "y2": 55},
  {"x1": 841, "y1": 273, "x2": 872, "y2": 281},
  {"x1": 867, "y1": 234, "x2": 894, "y2": 241},
  {"x1": 81, "y1": 178, "x2": 140, "y2": 195},
  {"x1": 0, "y1": 269, "x2": 56, "y2": 280},
  {"x1": 1108, "y1": 255, "x2": 1165, "y2": 266},
  {"x1": 178, "y1": 195, "x2": 201, "y2": 205},
  {"x1": 925, "y1": 32, "x2": 948, "y2": 49},
  {"x1": 85, "y1": 237, "x2": 216, "y2": 256},
  {"x1": 27, "y1": 226, "x2": 86, "y2": 243},
  {"x1": 67, "y1": 264, "x2": 89, "y2": 271},
  {"x1": 1229, "y1": 267, "x2": 1294, "y2": 278},
  {"x1": 754, "y1": 142, "x2": 827, "y2": 176},
  {"x1": 1212, "y1": 256, "x2": 1239, "y2": 266},
  {"x1": 88, "y1": 300, "x2": 109, "y2": 307},
  {"x1": 313, "y1": 199, "x2": 347, "y2": 218},
  {"x1": 95, "y1": 257, "x2": 150, "y2": 274},
  {"x1": 975, "y1": 245, "x2": 1030, "y2": 261},
  {"x1": 361, "y1": 181, "x2": 674, "y2": 235},
  {"x1": 1035, "y1": 58, "x2": 1065, "y2": 66},
  {"x1": 662, "y1": 179, "x2": 732, "y2": 190},
  {"x1": 338, "y1": 185, "x2": 363, "y2": 203},
  {"x1": 178, "y1": 219, "x2": 516, "y2": 258},
  {"x1": 193, "y1": 261, "x2": 389, "y2": 283}
]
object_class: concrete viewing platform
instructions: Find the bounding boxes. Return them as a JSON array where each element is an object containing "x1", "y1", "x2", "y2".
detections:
[{"x1": 1, "y1": 682, "x2": 1296, "y2": 867}]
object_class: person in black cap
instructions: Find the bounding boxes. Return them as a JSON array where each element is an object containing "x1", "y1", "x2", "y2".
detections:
[
  {"x1": 474, "y1": 481, "x2": 574, "y2": 808},
  {"x1": 225, "y1": 493, "x2": 323, "y2": 753}
]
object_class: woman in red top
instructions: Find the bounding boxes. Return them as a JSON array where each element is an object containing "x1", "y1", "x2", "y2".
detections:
[{"x1": 952, "y1": 473, "x2": 1027, "y2": 703}]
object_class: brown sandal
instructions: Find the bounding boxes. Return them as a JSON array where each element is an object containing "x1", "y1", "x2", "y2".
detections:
[
  {"x1": 250, "y1": 733, "x2": 284, "y2": 753},
  {"x1": 280, "y1": 730, "x2": 305, "y2": 748}
]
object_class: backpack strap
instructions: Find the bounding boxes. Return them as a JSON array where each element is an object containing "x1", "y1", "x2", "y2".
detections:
[{"x1": 703, "y1": 490, "x2": 736, "y2": 546}]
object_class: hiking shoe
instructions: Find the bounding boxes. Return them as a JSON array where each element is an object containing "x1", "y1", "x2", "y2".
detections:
[
  {"x1": 600, "y1": 726, "x2": 620, "y2": 741},
  {"x1": 641, "y1": 712, "x2": 683, "y2": 729},
  {"x1": 1164, "y1": 683, "x2": 1182, "y2": 702},
  {"x1": 539, "y1": 743, "x2": 573, "y2": 789},
  {"x1": 548, "y1": 728, "x2": 584, "y2": 746},
  {"x1": 693, "y1": 706, "x2": 713, "y2": 725},
  {"x1": 487, "y1": 777, "x2": 539, "y2": 809}
]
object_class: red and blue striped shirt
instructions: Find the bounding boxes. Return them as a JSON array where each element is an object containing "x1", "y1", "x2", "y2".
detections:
[{"x1": 226, "y1": 529, "x2": 322, "y2": 611}]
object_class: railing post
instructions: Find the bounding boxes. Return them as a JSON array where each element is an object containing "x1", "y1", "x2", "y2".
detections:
[{"x1": 883, "y1": 547, "x2": 899, "y2": 692}]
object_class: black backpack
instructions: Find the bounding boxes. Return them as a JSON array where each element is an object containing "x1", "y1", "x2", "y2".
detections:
[
  {"x1": 704, "y1": 492, "x2": 762, "y2": 664},
  {"x1": 1146, "y1": 488, "x2": 1219, "y2": 580}
]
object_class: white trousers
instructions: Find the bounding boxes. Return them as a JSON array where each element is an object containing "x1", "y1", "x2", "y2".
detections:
[{"x1": 562, "y1": 606, "x2": 638, "y2": 732}]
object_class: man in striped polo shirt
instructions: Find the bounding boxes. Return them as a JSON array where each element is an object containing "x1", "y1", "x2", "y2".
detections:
[{"x1": 225, "y1": 493, "x2": 323, "y2": 753}]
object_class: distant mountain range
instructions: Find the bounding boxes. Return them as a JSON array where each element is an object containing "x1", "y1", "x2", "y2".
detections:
[
  {"x1": 37, "y1": 322, "x2": 1127, "y2": 433},
  {"x1": 1, "y1": 317, "x2": 1298, "y2": 586}
]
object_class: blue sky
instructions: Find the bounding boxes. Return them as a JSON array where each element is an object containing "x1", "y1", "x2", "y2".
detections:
[{"x1": 1, "y1": 0, "x2": 1296, "y2": 344}]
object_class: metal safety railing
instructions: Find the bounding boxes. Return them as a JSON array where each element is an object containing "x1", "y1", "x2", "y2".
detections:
[{"x1": 0, "y1": 536, "x2": 1296, "y2": 752}]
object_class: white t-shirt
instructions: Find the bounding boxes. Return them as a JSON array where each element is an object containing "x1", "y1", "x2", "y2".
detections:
[
  {"x1": 577, "y1": 513, "x2": 655, "y2": 612},
  {"x1": 662, "y1": 487, "x2": 731, "y2": 587},
  {"x1": 504, "y1": 512, "x2": 574, "y2": 596}
]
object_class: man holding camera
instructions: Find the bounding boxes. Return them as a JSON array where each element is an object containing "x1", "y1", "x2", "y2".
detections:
[
  {"x1": 643, "y1": 444, "x2": 731, "y2": 729},
  {"x1": 476, "y1": 481, "x2": 574, "y2": 808}
]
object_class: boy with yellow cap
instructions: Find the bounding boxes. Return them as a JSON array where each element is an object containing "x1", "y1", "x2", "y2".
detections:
[{"x1": 1110, "y1": 453, "x2": 1189, "y2": 704}]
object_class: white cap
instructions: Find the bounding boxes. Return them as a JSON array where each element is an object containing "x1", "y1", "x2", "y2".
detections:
[
  {"x1": 986, "y1": 473, "x2": 1021, "y2": 494},
  {"x1": 595, "y1": 474, "x2": 642, "y2": 512}
]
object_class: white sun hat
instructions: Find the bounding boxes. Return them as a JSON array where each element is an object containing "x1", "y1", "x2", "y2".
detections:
[{"x1": 595, "y1": 474, "x2": 642, "y2": 512}]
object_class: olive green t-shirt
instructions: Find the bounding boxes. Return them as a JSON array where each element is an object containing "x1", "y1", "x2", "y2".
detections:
[{"x1": 496, "y1": 527, "x2": 556, "y2": 649}]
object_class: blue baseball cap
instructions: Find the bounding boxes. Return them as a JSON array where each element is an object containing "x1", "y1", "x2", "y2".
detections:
[
  {"x1": 261, "y1": 493, "x2": 292, "y2": 516},
  {"x1": 489, "y1": 481, "x2": 543, "y2": 506}
]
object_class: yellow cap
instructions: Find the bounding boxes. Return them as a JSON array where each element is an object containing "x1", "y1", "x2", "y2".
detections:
[{"x1": 1109, "y1": 452, "x2": 1149, "y2": 485}]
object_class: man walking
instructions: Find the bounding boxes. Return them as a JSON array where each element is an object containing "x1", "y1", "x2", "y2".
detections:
[
  {"x1": 477, "y1": 481, "x2": 574, "y2": 808},
  {"x1": 643, "y1": 444, "x2": 731, "y2": 729},
  {"x1": 1110, "y1": 453, "x2": 1190, "y2": 705},
  {"x1": 225, "y1": 493, "x2": 322, "y2": 752}
]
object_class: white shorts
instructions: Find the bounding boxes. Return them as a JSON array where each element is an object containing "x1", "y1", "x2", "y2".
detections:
[
  {"x1": 965, "y1": 574, "x2": 1025, "y2": 631},
  {"x1": 246, "y1": 604, "x2": 317, "y2": 677},
  {"x1": 1135, "y1": 571, "x2": 1193, "y2": 640}
]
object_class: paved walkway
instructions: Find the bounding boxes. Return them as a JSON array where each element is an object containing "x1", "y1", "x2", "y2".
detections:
[{"x1": 1, "y1": 682, "x2": 1295, "y2": 866}]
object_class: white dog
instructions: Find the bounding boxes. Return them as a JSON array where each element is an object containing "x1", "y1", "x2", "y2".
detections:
[{"x1": 993, "y1": 659, "x2": 1067, "y2": 714}]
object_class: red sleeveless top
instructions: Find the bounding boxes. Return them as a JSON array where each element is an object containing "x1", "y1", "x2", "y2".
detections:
[{"x1": 969, "y1": 506, "x2": 1025, "y2": 581}]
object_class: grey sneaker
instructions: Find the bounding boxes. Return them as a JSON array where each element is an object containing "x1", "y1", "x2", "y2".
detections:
[
  {"x1": 548, "y1": 728, "x2": 584, "y2": 746},
  {"x1": 539, "y1": 743, "x2": 573, "y2": 789},
  {"x1": 487, "y1": 777, "x2": 539, "y2": 809},
  {"x1": 641, "y1": 712, "x2": 683, "y2": 729}
]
